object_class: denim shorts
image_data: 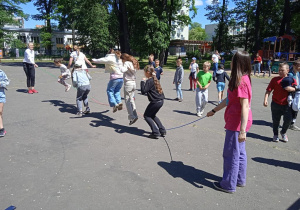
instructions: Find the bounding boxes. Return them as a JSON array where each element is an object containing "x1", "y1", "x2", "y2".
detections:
[
  {"x1": 217, "y1": 82, "x2": 225, "y2": 92},
  {"x1": 0, "y1": 90, "x2": 6, "y2": 103}
]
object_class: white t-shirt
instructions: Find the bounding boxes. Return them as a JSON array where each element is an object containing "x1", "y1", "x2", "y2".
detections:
[
  {"x1": 190, "y1": 63, "x2": 199, "y2": 73},
  {"x1": 212, "y1": 54, "x2": 219, "y2": 63},
  {"x1": 23, "y1": 49, "x2": 35, "y2": 64},
  {"x1": 70, "y1": 51, "x2": 88, "y2": 69}
]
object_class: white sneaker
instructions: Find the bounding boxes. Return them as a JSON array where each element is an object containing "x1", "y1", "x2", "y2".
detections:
[
  {"x1": 65, "y1": 84, "x2": 71, "y2": 92},
  {"x1": 200, "y1": 110, "x2": 204, "y2": 115},
  {"x1": 273, "y1": 135, "x2": 279, "y2": 142},
  {"x1": 289, "y1": 124, "x2": 300, "y2": 131},
  {"x1": 280, "y1": 132, "x2": 288, "y2": 143},
  {"x1": 196, "y1": 112, "x2": 202, "y2": 117}
]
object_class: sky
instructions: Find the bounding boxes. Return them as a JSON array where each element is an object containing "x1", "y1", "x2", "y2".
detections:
[{"x1": 20, "y1": 1, "x2": 236, "y2": 29}]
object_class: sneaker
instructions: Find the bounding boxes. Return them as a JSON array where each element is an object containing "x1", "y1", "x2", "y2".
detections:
[
  {"x1": 200, "y1": 110, "x2": 204, "y2": 115},
  {"x1": 178, "y1": 99, "x2": 183, "y2": 102},
  {"x1": 65, "y1": 84, "x2": 71, "y2": 92},
  {"x1": 280, "y1": 132, "x2": 288, "y2": 142},
  {"x1": 0, "y1": 128, "x2": 6, "y2": 137},
  {"x1": 196, "y1": 112, "x2": 202, "y2": 117},
  {"x1": 273, "y1": 135, "x2": 279, "y2": 142},
  {"x1": 160, "y1": 130, "x2": 166, "y2": 137},
  {"x1": 83, "y1": 107, "x2": 90, "y2": 114},
  {"x1": 289, "y1": 124, "x2": 300, "y2": 131},
  {"x1": 148, "y1": 134, "x2": 159, "y2": 139},
  {"x1": 237, "y1": 183, "x2": 246, "y2": 187},
  {"x1": 129, "y1": 117, "x2": 138, "y2": 125},
  {"x1": 113, "y1": 105, "x2": 118, "y2": 113},
  {"x1": 28, "y1": 89, "x2": 33, "y2": 94},
  {"x1": 189, "y1": 88, "x2": 193, "y2": 91},
  {"x1": 117, "y1": 103, "x2": 123, "y2": 110},
  {"x1": 32, "y1": 89, "x2": 38, "y2": 93},
  {"x1": 213, "y1": 182, "x2": 234, "y2": 194},
  {"x1": 174, "y1": 98, "x2": 179, "y2": 101},
  {"x1": 76, "y1": 111, "x2": 83, "y2": 117}
]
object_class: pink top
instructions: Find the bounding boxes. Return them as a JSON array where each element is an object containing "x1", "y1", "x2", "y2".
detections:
[{"x1": 224, "y1": 75, "x2": 252, "y2": 132}]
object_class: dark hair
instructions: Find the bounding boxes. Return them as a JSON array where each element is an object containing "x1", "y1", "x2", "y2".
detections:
[
  {"x1": 144, "y1": 65, "x2": 163, "y2": 94},
  {"x1": 54, "y1": 58, "x2": 63, "y2": 64},
  {"x1": 228, "y1": 51, "x2": 252, "y2": 91},
  {"x1": 219, "y1": 64, "x2": 224, "y2": 69},
  {"x1": 121, "y1": 53, "x2": 140, "y2": 70},
  {"x1": 293, "y1": 59, "x2": 300, "y2": 66}
]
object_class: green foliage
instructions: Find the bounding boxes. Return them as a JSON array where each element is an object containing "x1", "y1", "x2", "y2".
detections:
[
  {"x1": 186, "y1": 50, "x2": 201, "y2": 59},
  {"x1": 39, "y1": 30, "x2": 53, "y2": 50},
  {"x1": 189, "y1": 24, "x2": 207, "y2": 41}
]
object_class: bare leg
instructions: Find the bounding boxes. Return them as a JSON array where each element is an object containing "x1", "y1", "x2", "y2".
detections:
[{"x1": 0, "y1": 103, "x2": 3, "y2": 129}]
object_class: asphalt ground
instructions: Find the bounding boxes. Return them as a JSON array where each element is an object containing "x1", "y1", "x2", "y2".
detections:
[{"x1": 0, "y1": 62, "x2": 299, "y2": 210}]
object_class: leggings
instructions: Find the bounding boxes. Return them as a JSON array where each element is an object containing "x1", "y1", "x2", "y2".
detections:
[
  {"x1": 23, "y1": 62, "x2": 35, "y2": 87},
  {"x1": 144, "y1": 100, "x2": 166, "y2": 136}
]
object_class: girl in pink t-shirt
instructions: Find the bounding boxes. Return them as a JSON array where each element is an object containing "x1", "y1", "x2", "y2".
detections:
[{"x1": 206, "y1": 51, "x2": 252, "y2": 193}]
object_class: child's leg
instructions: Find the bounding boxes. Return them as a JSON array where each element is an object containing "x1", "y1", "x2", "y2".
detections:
[
  {"x1": 175, "y1": 83, "x2": 179, "y2": 98},
  {"x1": 189, "y1": 76, "x2": 193, "y2": 89},
  {"x1": 76, "y1": 87, "x2": 84, "y2": 112},
  {"x1": 82, "y1": 85, "x2": 91, "y2": 107},
  {"x1": 195, "y1": 88, "x2": 201, "y2": 112},
  {"x1": 220, "y1": 130, "x2": 242, "y2": 192},
  {"x1": 107, "y1": 80, "x2": 118, "y2": 107},
  {"x1": 124, "y1": 81, "x2": 137, "y2": 120},
  {"x1": 144, "y1": 102, "x2": 162, "y2": 135},
  {"x1": 200, "y1": 89, "x2": 208, "y2": 112},
  {"x1": 281, "y1": 105, "x2": 292, "y2": 134},
  {"x1": 113, "y1": 79, "x2": 124, "y2": 105},
  {"x1": 193, "y1": 78, "x2": 197, "y2": 90},
  {"x1": 178, "y1": 83, "x2": 183, "y2": 99},
  {"x1": 218, "y1": 91, "x2": 222, "y2": 102},
  {"x1": 0, "y1": 103, "x2": 3, "y2": 129},
  {"x1": 237, "y1": 139, "x2": 247, "y2": 186},
  {"x1": 271, "y1": 102, "x2": 284, "y2": 135}
]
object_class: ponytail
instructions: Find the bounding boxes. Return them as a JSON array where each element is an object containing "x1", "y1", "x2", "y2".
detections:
[{"x1": 144, "y1": 65, "x2": 163, "y2": 94}]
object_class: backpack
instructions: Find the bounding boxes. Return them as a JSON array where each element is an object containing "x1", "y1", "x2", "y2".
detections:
[{"x1": 292, "y1": 91, "x2": 300, "y2": 111}]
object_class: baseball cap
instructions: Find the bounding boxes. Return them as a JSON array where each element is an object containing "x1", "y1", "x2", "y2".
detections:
[
  {"x1": 74, "y1": 60, "x2": 84, "y2": 67},
  {"x1": 192, "y1": 57, "x2": 197, "y2": 60}
]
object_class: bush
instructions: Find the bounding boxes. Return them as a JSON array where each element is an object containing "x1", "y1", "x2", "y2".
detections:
[{"x1": 186, "y1": 50, "x2": 201, "y2": 59}]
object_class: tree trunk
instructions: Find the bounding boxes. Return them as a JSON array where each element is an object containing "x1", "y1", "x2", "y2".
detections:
[
  {"x1": 117, "y1": 0, "x2": 130, "y2": 53},
  {"x1": 254, "y1": 0, "x2": 261, "y2": 52},
  {"x1": 217, "y1": 0, "x2": 226, "y2": 51},
  {"x1": 279, "y1": 0, "x2": 291, "y2": 36}
]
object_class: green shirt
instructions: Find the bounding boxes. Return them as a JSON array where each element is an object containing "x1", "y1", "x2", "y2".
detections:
[{"x1": 197, "y1": 71, "x2": 212, "y2": 87}]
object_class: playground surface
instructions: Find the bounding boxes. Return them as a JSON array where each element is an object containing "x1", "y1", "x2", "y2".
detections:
[{"x1": 0, "y1": 62, "x2": 299, "y2": 210}]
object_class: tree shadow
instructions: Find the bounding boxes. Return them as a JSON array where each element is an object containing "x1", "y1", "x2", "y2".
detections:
[
  {"x1": 252, "y1": 120, "x2": 272, "y2": 127},
  {"x1": 42, "y1": 99, "x2": 77, "y2": 114},
  {"x1": 16, "y1": 89, "x2": 28, "y2": 93},
  {"x1": 247, "y1": 132, "x2": 273, "y2": 142},
  {"x1": 252, "y1": 157, "x2": 300, "y2": 172},
  {"x1": 287, "y1": 198, "x2": 300, "y2": 210},
  {"x1": 173, "y1": 110, "x2": 195, "y2": 116},
  {"x1": 158, "y1": 161, "x2": 221, "y2": 189}
]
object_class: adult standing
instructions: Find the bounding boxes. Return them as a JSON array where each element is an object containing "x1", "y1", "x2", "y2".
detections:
[
  {"x1": 253, "y1": 53, "x2": 262, "y2": 76},
  {"x1": 67, "y1": 45, "x2": 96, "y2": 71},
  {"x1": 23, "y1": 42, "x2": 38, "y2": 94},
  {"x1": 207, "y1": 51, "x2": 253, "y2": 193},
  {"x1": 212, "y1": 50, "x2": 220, "y2": 73}
]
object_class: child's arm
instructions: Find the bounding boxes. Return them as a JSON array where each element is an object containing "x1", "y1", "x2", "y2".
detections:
[
  {"x1": 84, "y1": 56, "x2": 96, "y2": 68},
  {"x1": 72, "y1": 72, "x2": 78, "y2": 88},
  {"x1": 160, "y1": 68, "x2": 163, "y2": 75},
  {"x1": 263, "y1": 90, "x2": 271, "y2": 107},
  {"x1": 225, "y1": 72, "x2": 230, "y2": 81},
  {"x1": 68, "y1": 56, "x2": 73, "y2": 69},
  {"x1": 178, "y1": 67, "x2": 184, "y2": 84},
  {"x1": 207, "y1": 98, "x2": 227, "y2": 117},
  {"x1": 0, "y1": 71, "x2": 9, "y2": 88},
  {"x1": 239, "y1": 97, "x2": 250, "y2": 142},
  {"x1": 203, "y1": 80, "x2": 211, "y2": 89},
  {"x1": 141, "y1": 79, "x2": 151, "y2": 94},
  {"x1": 196, "y1": 77, "x2": 202, "y2": 89}
]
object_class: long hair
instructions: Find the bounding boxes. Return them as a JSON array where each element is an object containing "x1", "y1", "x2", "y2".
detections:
[
  {"x1": 144, "y1": 65, "x2": 163, "y2": 94},
  {"x1": 54, "y1": 58, "x2": 63, "y2": 64},
  {"x1": 228, "y1": 51, "x2": 252, "y2": 91},
  {"x1": 121, "y1": 53, "x2": 140, "y2": 70}
]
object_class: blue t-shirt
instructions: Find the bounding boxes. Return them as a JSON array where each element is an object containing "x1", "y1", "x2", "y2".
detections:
[
  {"x1": 155, "y1": 66, "x2": 163, "y2": 80},
  {"x1": 149, "y1": 61, "x2": 155, "y2": 68}
]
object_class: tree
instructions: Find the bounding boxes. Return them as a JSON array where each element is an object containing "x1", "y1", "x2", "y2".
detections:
[
  {"x1": 0, "y1": 0, "x2": 29, "y2": 47},
  {"x1": 279, "y1": 0, "x2": 291, "y2": 36},
  {"x1": 189, "y1": 24, "x2": 207, "y2": 41},
  {"x1": 32, "y1": 0, "x2": 58, "y2": 54}
]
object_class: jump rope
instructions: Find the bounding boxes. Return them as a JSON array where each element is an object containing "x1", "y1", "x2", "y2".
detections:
[{"x1": 40, "y1": 67, "x2": 207, "y2": 161}]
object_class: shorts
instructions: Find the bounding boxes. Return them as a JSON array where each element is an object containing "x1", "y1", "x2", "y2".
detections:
[{"x1": 217, "y1": 82, "x2": 225, "y2": 92}]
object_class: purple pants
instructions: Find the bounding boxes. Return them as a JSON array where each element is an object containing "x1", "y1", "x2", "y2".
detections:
[{"x1": 220, "y1": 130, "x2": 247, "y2": 192}]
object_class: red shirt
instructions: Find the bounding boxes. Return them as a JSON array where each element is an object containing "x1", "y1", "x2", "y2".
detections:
[
  {"x1": 266, "y1": 76, "x2": 296, "y2": 105},
  {"x1": 254, "y1": 56, "x2": 262, "y2": 63}
]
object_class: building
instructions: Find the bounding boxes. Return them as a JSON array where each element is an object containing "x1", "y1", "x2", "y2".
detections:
[
  {"x1": 205, "y1": 23, "x2": 218, "y2": 42},
  {"x1": 170, "y1": 2, "x2": 189, "y2": 40}
]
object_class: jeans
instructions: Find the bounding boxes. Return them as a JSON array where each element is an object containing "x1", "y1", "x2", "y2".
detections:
[
  {"x1": 195, "y1": 88, "x2": 208, "y2": 112},
  {"x1": 212, "y1": 62, "x2": 218, "y2": 74},
  {"x1": 175, "y1": 83, "x2": 183, "y2": 99},
  {"x1": 220, "y1": 130, "x2": 247, "y2": 192},
  {"x1": 124, "y1": 81, "x2": 138, "y2": 121},
  {"x1": 107, "y1": 78, "x2": 123, "y2": 107},
  {"x1": 271, "y1": 101, "x2": 292, "y2": 135},
  {"x1": 76, "y1": 85, "x2": 91, "y2": 112},
  {"x1": 144, "y1": 100, "x2": 165, "y2": 136},
  {"x1": 254, "y1": 63, "x2": 261, "y2": 75},
  {"x1": 23, "y1": 62, "x2": 35, "y2": 87}
]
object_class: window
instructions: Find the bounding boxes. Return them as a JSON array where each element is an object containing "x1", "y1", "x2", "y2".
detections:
[
  {"x1": 18, "y1": 35, "x2": 26, "y2": 43},
  {"x1": 67, "y1": 38, "x2": 73, "y2": 44},
  {"x1": 56, "y1": 37, "x2": 64, "y2": 44},
  {"x1": 31, "y1": 36, "x2": 40, "y2": 43}
]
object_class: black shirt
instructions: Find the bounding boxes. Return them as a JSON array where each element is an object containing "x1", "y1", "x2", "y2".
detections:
[{"x1": 141, "y1": 78, "x2": 164, "y2": 102}]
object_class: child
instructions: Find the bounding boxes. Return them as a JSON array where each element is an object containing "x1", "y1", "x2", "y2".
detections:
[
  {"x1": 54, "y1": 58, "x2": 71, "y2": 92},
  {"x1": 213, "y1": 64, "x2": 230, "y2": 104},
  {"x1": 253, "y1": 52, "x2": 262, "y2": 76},
  {"x1": 289, "y1": 60, "x2": 300, "y2": 131},
  {"x1": 154, "y1": 59, "x2": 163, "y2": 80},
  {"x1": 221, "y1": 57, "x2": 225, "y2": 66},
  {"x1": 92, "y1": 49, "x2": 124, "y2": 112},
  {"x1": 263, "y1": 57, "x2": 272, "y2": 77},
  {"x1": 206, "y1": 50, "x2": 253, "y2": 194},
  {"x1": 0, "y1": 69, "x2": 9, "y2": 137},
  {"x1": 281, "y1": 76, "x2": 294, "y2": 107},
  {"x1": 173, "y1": 58, "x2": 184, "y2": 102},
  {"x1": 196, "y1": 61, "x2": 212, "y2": 117},
  {"x1": 189, "y1": 57, "x2": 199, "y2": 91},
  {"x1": 264, "y1": 62, "x2": 296, "y2": 142},
  {"x1": 141, "y1": 65, "x2": 166, "y2": 139},
  {"x1": 148, "y1": 54, "x2": 155, "y2": 67},
  {"x1": 119, "y1": 53, "x2": 140, "y2": 125},
  {"x1": 72, "y1": 60, "x2": 92, "y2": 116}
]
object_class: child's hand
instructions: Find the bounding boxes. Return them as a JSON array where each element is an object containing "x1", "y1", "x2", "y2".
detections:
[
  {"x1": 238, "y1": 132, "x2": 246, "y2": 142},
  {"x1": 173, "y1": 81, "x2": 175, "y2": 84},
  {"x1": 142, "y1": 78, "x2": 146, "y2": 81},
  {"x1": 206, "y1": 111, "x2": 214, "y2": 117},
  {"x1": 263, "y1": 100, "x2": 268, "y2": 107}
]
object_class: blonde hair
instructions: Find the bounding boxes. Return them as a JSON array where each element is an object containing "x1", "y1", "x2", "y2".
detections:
[
  {"x1": 149, "y1": 54, "x2": 154, "y2": 59},
  {"x1": 279, "y1": 62, "x2": 289, "y2": 70},
  {"x1": 144, "y1": 65, "x2": 163, "y2": 94},
  {"x1": 203, "y1": 61, "x2": 211, "y2": 67}
]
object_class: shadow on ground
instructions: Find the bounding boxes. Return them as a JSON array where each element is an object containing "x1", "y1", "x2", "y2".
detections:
[
  {"x1": 173, "y1": 110, "x2": 195, "y2": 116},
  {"x1": 42, "y1": 99, "x2": 77, "y2": 114},
  {"x1": 252, "y1": 157, "x2": 300, "y2": 172},
  {"x1": 158, "y1": 161, "x2": 221, "y2": 189},
  {"x1": 247, "y1": 132, "x2": 273, "y2": 142},
  {"x1": 252, "y1": 120, "x2": 272, "y2": 127},
  {"x1": 16, "y1": 89, "x2": 28, "y2": 93}
]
